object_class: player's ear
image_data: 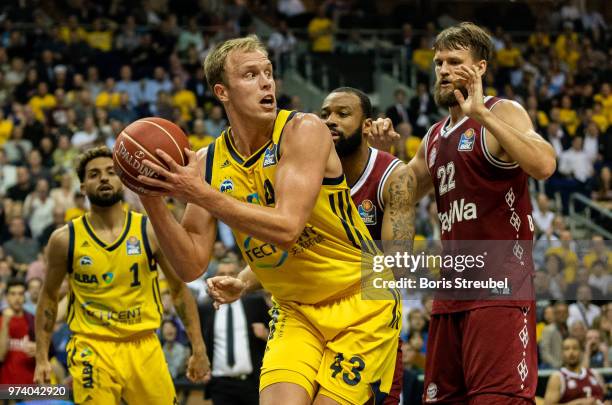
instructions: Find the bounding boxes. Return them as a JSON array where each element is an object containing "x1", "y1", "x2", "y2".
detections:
[
  {"x1": 477, "y1": 59, "x2": 487, "y2": 76},
  {"x1": 362, "y1": 118, "x2": 373, "y2": 134},
  {"x1": 214, "y1": 83, "x2": 229, "y2": 102}
]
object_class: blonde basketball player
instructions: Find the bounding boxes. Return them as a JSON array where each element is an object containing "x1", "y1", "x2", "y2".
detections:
[
  {"x1": 34, "y1": 147, "x2": 209, "y2": 404},
  {"x1": 137, "y1": 36, "x2": 401, "y2": 405}
]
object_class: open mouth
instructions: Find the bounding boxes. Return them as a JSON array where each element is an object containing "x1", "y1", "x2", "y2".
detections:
[{"x1": 260, "y1": 95, "x2": 275, "y2": 106}]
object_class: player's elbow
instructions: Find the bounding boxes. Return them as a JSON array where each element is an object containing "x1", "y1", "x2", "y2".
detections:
[
  {"x1": 531, "y1": 157, "x2": 556, "y2": 180},
  {"x1": 275, "y1": 224, "x2": 302, "y2": 251}
]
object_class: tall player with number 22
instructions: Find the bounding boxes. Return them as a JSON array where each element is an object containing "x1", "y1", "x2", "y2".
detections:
[{"x1": 406, "y1": 23, "x2": 556, "y2": 403}]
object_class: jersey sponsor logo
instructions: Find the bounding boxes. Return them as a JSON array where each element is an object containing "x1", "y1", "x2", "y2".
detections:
[
  {"x1": 426, "y1": 383, "x2": 438, "y2": 402},
  {"x1": 428, "y1": 147, "x2": 437, "y2": 168},
  {"x1": 102, "y1": 272, "x2": 114, "y2": 284},
  {"x1": 358, "y1": 199, "x2": 377, "y2": 225},
  {"x1": 79, "y1": 256, "x2": 93, "y2": 266},
  {"x1": 289, "y1": 225, "x2": 325, "y2": 256},
  {"x1": 81, "y1": 301, "x2": 143, "y2": 326},
  {"x1": 243, "y1": 236, "x2": 288, "y2": 268},
  {"x1": 82, "y1": 360, "x2": 94, "y2": 388},
  {"x1": 220, "y1": 178, "x2": 234, "y2": 193},
  {"x1": 438, "y1": 198, "x2": 478, "y2": 234},
  {"x1": 458, "y1": 128, "x2": 475, "y2": 151},
  {"x1": 74, "y1": 272, "x2": 98, "y2": 284},
  {"x1": 263, "y1": 144, "x2": 278, "y2": 167},
  {"x1": 126, "y1": 236, "x2": 141, "y2": 255}
]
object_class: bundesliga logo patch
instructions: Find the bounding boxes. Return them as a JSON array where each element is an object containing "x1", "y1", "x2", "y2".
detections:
[
  {"x1": 126, "y1": 236, "x2": 141, "y2": 255},
  {"x1": 263, "y1": 144, "x2": 278, "y2": 167},
  {"x1": 458, "y1": 128, "x2": 475, "y2": 151},
  {"x1": 358, "y1": 199, "x2": 377, "y2": 225}
]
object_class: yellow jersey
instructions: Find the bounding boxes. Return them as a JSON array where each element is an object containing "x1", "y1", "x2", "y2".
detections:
[
  {"x1": 206, "y1": 110, "x2": 379, "y2": 304},
  {"x1": 65, "y1": 210, "x2": 163, "y2": 339}
]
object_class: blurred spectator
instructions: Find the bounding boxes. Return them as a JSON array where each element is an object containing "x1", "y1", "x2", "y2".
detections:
[
  {"x1": 267, "y1": 20, "x2": 296, "y2": 75},
  {"x1": 569, "y1": 319, "x2": 587, "y2": 347},
  {"x1": 115, "y1": 65, "x2": 141, "y2": 108},
  {"x1": 583, "y1": 328, "x2": 609, "y2": 368},
  {"x1": 27, "y1": 149, "x2": 52, "y2": 184},
  {"x1": 385, "y1": 89, "x2": 411, "y2": 128},
  {"x1": 0, "y1": 278, "x2": 35, "y2": 384},
  {"x1": 23, "y1": 179, "x2": 54, "y2": 239},
  {"x1": 3, "y1": 217, "x2": 39, "y2": 274},
  {"x1": 592, "y1": 166, "x2": 611, "y2": 202},
  {"x1": 38, "y1": 207, "x2": 65, "y2": 247},
  {"x1": 409, "y1": 83, "x2": 436, "y2": 136},
  {"x1": 6, "y1": 167, "x2": 33, "y2": 203},
  {"x1": 546, "y1": 230, "x2": 579, "y2": 283},
  {"x1": 543, "y1": 254, "x2": 566, "y2": 300},
  {"x1": 0, "y1": 109, "x2": 14, "y2": 145},
  {"x1": 401, "y1": 340, "x2": 425, "y2": 405},
  {"x1": 199, "y1": 259, "x2": 269, "y2": 405},
  {"x1": 85, "y1": 66, "x2": 103, "y2": 99},
  {"x1": 205, "y1": 105, "x2": 227, "y2": 139},
  {"x1": 583, "y1": 235, "x2": 612, "y2": 270},
  {"x1": 568, "y1": 285, "x2": 601, "y2": 329},
  {"x1": 109, "y1": 92, "x2": 138, "y2": 124},
  {"x1": 416, "y1": 200, "x2": 440, "y2": 241},
  {"x1": 64, "y1": 192, "x2": 86, "y2": 222},
  {"x1": 188, "y1": 119, "x2": 214, "y2": 151},
  {"x1": 0, "y1": 148, "x2": 17, "y2": 197},
  {"x1": 412, "y1": 37, "x2": 434, "y2": 82},
  {"x1": 52, "y1": 134, "x2": 78, "y2": 174},
  {"x1": 172, "y1": 76, "x2": 196, "y2": 122},
  {"x1": 177, "y1": 17, "x2": 204, "y2": 54},
  {"x1": 588, "y1": 261, "x2": 610, "y2": 297},
  {"x1": 161, "y1": 319, "x2": 189, "y2": 380},
  {"x1": 23, "y1": 277, "x2": 41, "y2": 315},
  {"x1": 540, "y1": 302, "x2": 569, "y2": 369},
  {"x1": 95, "y1": 77, "x2": 121, "y2": 109},
  {"x1": 308, "y1": 6, "x2": 333, "y2": 53},
  {"x1": 532, "y1": 193, "x2": 555, "y2": 237},
  {"x1": 143, "y1": 66, "x2": 172, "y2": 110},
  {"x1": 537, "y1": 305, "x2": 555, "y2": 342},
  {"x1": 4, "y1": 126, "x2": 33, "y2": 165},
  {"x1": 28, "y1": 82, "x2": 56, "y2": 123},
  {"x1": 71, "y1": 115, "x2": 99, "y2": 150},
  {"x1": 50, "y1": 173, "x2": 77, "y2": 212}
]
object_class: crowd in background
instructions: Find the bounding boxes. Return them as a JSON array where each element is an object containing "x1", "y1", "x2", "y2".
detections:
[{"x1": 0, "y1": 0, "x2": 609, "y2": 402}]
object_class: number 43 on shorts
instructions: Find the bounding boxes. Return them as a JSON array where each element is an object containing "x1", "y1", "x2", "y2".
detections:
[{"x1": 330, "y1": 353, "x2": 366, "y2": 386}]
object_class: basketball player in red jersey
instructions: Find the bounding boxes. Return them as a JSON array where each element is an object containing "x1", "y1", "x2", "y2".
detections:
[
  {"x1": 544, "y1": 337, "x2": 606, "y2": 405},
  {"x1": 404, "y1": 22, "x2": 556, "y2": 404}
]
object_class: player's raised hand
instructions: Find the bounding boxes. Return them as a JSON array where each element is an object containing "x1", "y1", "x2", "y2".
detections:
[
  {"x1": 139, "y1": 148, "x2": 208, "y2": 202},
  {"x1": 453, "y1": 65, "x2": 486, "y2": 119},
  {"x1": 34, "y1": 359, "x2": 53, "y2": 384},
  {"x1": 186, "y1": 350, "x2": 210, "y2": 383},
  {"x1": 206, "y1": 276, "x2": 246, "y2": 310},
  {"x1": 367, "y1": 118, "x2": 399, "y2": 152}
]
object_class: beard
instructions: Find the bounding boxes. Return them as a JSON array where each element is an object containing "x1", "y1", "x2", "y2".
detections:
[
  {"x1": 334, "y1": 127, "x2": 363, "y2": 157},
  {"x1": 434, "y1": 79, "x2": 468, "y2": 108},
  {"x1": 88, "y1": 189, "x2": 123, "y2": 207}
]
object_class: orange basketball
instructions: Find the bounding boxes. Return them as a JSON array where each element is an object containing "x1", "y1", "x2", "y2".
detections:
[{"x1": 112, "y1": 117, "x2": 190, "y2": 195}]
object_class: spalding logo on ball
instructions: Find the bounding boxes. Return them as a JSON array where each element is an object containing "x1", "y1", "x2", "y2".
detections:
[{"x1": 112, "y1": 117, "x2": 190, "y2": 195}]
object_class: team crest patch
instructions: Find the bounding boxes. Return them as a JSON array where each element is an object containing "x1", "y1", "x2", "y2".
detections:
[
  {"x1": 428, "y1": 147, "x2": 437, "y2": 168},
  {"x1": 79, "y1": 256, "x2": 93, "y2": 266},
  {"x1": 458, "y1": 128, "x2": 475, "y2": 151},
  {"x1": 126, "y1": 236, "x2": 141, "y2": 255},
  {"x1": 358, "y1": 199, "x2": 377, "y2": 225},
  {"x1": 263, "y1": 144, "x2": 278, "y2": 167},
  {"x1": 426, "y1": 383, "x2": 438, "y2": 402},
  {"x1": 102, "y1": 272, "x2": 114, "y2": 284},
  {"x1": 220, "y1": 178, "x2": 234, "y2": 193}
]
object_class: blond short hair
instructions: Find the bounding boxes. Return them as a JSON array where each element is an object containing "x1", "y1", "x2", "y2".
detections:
[
  {"x1": 203, "y1": 35, "x2": 268, "y2": 90},
  {"x1": 434, "y1": 22, "x2": 493, "y2": 62}
]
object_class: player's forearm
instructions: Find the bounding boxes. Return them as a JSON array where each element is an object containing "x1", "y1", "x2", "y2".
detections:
[
  {"x1": 34, "y1": 292, "x2": 58, "y2": 362},
  {"x1": 196, "y1": 189, "x2": 301, "y2": 249},
  {"x1": 238, "y1": 266, "x2": 262, "y2": 294},
  {"x1": 141, "y1": 197, "x2": 212, "y2": 280},
  {"x1": 169, "y1": 285, "x2": 206, "y2": 355},
  {"x1": 475, "y1": 109, "x2": 556, "y2": 180},
  {"x1": 0, "y1": 318, "x2": 10, "y2": 361}
]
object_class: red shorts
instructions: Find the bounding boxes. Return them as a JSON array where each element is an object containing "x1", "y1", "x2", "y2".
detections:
[
  {"x1": 423, "y1": 305, "x2": 537, "y2": 404},
  {"x1": 383, "y1": 338, "x2": 403, "y2": 405}
]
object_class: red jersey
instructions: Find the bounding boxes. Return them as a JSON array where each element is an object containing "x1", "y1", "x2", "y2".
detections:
[
  {"x1": 559, "y1": 367, "x2": 604, "y2": 404},
  {"x1": 425, "y1": 96, "x2": 535, "y2": 314},
  {"x1": 350, "y1": 147, "x2": 401, "y2": 240},
  {"x1": 0, "y1": 314, "x2": 35, "y2": 384}
]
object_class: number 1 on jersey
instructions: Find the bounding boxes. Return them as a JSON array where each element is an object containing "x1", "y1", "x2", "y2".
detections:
[{"x1": 130, "y1": 263, "x2": 141, "y2": 287}]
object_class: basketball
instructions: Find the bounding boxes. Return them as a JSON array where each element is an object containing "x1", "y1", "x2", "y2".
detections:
[{"x1": 112, "y1": 117, "x2": 190, "y2": 195}]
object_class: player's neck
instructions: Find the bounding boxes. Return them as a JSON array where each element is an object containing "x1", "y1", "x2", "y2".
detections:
[
  {"x1": 227, "y1": 114, "x2": 275, "y2": 157},
  {"x1": 87, "y1": 203, "x2": 126, "y2": 232},
  {"x1": 342, "y1": 145, "x2": 370, "y2": 188},
  {"x1": 566, "y1": 364, "x2": 582, "y2": 373},
  {"x1": 448, "y1": 105, "x2": 466, "y2": 127}
]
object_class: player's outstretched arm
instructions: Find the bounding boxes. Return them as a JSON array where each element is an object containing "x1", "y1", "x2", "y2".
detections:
[
  {"x1": 543, "y1": 372, "x2": 563, "y2": 405},
  {"x1": 140, "y1": 113, "x2": 335, "y2": 250},
  {"x1": 382, "y1": 163, "x2": 417, "y2": 249},
  {"x1": 34, "y1": 226, "x2": 69, "y2": 384},
  {"x1": 207, "y1": 265, "x2": 262, "y2": 309}
]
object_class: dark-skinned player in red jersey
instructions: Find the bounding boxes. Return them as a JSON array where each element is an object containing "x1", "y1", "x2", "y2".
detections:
[
  {"x1": 207, "y1": 87, "x2": 418, "y2": 404},
  {"x1": 403, "y1": 22, "x2": 556, "y2": 404},
  {"x1": 320, "y1": 87, "x2": 417, "y2": 404}
]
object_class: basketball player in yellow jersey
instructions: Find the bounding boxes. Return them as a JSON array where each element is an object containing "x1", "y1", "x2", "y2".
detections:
[
  {"x1": 136, "y1": 36, "x2": 401, "y2": 405},
  {"x1": 33, "y1": 147, "x2": 209, "y2": 405}
]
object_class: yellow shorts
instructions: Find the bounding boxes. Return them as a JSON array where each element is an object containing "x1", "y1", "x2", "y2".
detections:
[
  {"x1": 66, "y1": 332, "x2": 176, "y2": 405},
  {"x1": 260, "y1": 290, "x2": 401, "y2": 404}
]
